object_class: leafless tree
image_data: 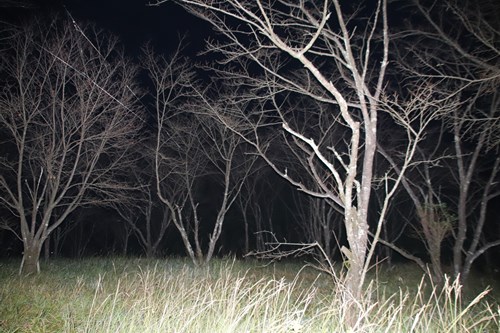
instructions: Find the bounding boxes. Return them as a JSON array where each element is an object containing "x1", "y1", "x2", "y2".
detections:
[
  {"x1": 380, "y1": 136, "x2": 456, "y2": 284},
  {"x1": 143, "y1": 43, "x2": 204, "y2": 264},
  {"x1": 448, "y1": 88, "x2": 500, "y2": 282},
  {"x1": 112, "y1": 179, "x2": 170, "y2": 257},
  {"x1": 237, "y1": 170, "x2": 259, "y2": 255},
  {"x1": 138, "y1": 187, "x2": 170, "y2": 258},
  {"x1": 155, "y1": 110, "x2": 254, "y2": 265},
  {"x1": 150, "y1": 1, "x2": 440, "y2": 307},
  {"x1": 393, "y1": 0, "x2": 500, "y2": 283},
  {"x1": 0, "y1": 20, "x2": 144, "y2": 274},
  {"x1": 293, "y1": 191, "x2": 343, "y2": 262},
  {"x1": 196, "y1": 111, "x2": 256, "y2": 262},
  {"x1": 276, "y1": 99, "x2": 347, "y2": 262},
  {"x1": 107, "y1": 140, "x2": 172, "y2": 258},
  {"x1": 145, "y1": 44, "x2": 254, "y2": 264},
  {"x1": 156, "y1": 119, "x2": 205, "y2": 264},
  {"x1": 235, "y1": 160, "x2": 270, "y2": 255}
]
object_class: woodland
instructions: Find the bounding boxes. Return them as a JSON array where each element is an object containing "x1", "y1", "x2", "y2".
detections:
[{"x1": 0, "y1": 1, "x2": 499, "y2": 328}]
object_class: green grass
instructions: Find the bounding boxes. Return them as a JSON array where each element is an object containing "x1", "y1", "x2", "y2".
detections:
[{"x1": 0, "y1": 257, "x2": 498, "y2": 332}]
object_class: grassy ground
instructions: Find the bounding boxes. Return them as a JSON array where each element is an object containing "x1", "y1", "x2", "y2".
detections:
[{"x1": 0, "y1": 257, "x2": 498, "y2": 332}]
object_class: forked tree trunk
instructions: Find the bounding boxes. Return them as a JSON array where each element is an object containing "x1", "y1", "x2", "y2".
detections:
[{"x1": 20, "y1": 239, "x2": 43, "y2": 275}]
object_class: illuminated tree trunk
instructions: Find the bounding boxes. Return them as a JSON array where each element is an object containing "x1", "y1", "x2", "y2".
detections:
[{"x1": 20, "y1": 238, "x2": 43, "y2": 275}]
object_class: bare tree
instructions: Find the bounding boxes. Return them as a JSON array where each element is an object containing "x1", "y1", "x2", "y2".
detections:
[
  {"x1": 156, "y1": 119, "x2": 205, "y2": 264},
  {"x1": 112, "y1": 180, "x2": 170, "y2": 258},
  {"x1": 238, "y1": 172, "x2": 282, "y2": 254},
  {"x1": 145, "y1": 44, "x2": 254, "y2": 264},
  {"x1": 136, "y1": 187, "x2": 170, "y2": 258},
  {"x1": 0, "y1": 20, "x2": 143, "y2": 274},
  {"x1": 155, "y1": 109, "x2": 253, "y2": 265},
  {"x1": 276, "y1": 100, "x2": 347, "y2": 262},
  {"x1": 449, "y1": 88, "x2": 500, "y2": 282},
  {"x1": 109, "y1": 142, "x2": 171, "y2": 258},
  {"x1": 152, "y1": 0, "x2": 389, "y2": 300},
  {"x1": 194, "y1": 110, "x2": 256, "y2": 263},
  {"x1": 393, "y1": 0, "x2": 500, "y2": 283},
  {"x1": 236, "y1": 169, "x2": 260, "y2": 255},
  {"x1": 150, "y1": 1, "x2": 441, "y2": 308},
  {"x1": 294, "y1": 193, "x2": 342, "y2": 262},
  {"x1": 380, "y1": 138, "x2": 455, "y2": 284},
  {"x1": 143, "y1": 44, "x2": 204, "y2": 264}
]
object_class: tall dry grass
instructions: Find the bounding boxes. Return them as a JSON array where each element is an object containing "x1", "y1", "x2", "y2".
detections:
[{"x1": 0, "y1": 257, "x2": 498, "y2": 332}]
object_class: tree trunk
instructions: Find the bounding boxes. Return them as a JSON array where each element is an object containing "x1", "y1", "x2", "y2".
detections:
[
  {"x1": 122, "y1": 232, "x2": 129, "y2": 256},
  {"x1": 344, "y1": 253, "x2": 365, "y2": 327},
  {"x1": 52, "y1": 228, "x2": 62, "y2": 258},
  {"x1": 243, "y1": 214, "x2": 249, "y2": 255},
  {"x1": 44, "y1": 234, "x2": 50, "y2": 261},
  {"x1": 145, "y1": 249, "x2": 152, "y2": 258},
  {"x1": 453, "y1": 193, "x2": 467, "y2": 278},
  {"x1": 343, "y1": 212, "x2": 368, "y2": 301},
  {"x1": 382, "y1": 218, "x2": 392, "y2": 267},
  {"x1": 20, "y1": 240, "x2": 43, "y2": 275},
  {"x1": 429, "y1": 245, "x2": 444, "y2": 285},
  {"x1": 345, "y1": 260, "x2": 363, "y2": 299}
]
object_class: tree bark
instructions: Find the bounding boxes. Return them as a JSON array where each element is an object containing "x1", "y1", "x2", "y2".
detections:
[{"x1": 20, "y1": 239, "x2": 43, "y2": 275}]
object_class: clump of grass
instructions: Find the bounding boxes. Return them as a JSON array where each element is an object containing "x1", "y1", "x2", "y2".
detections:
[{"x1": 0, "y1": 257, "x2": 498, "y2": 332}]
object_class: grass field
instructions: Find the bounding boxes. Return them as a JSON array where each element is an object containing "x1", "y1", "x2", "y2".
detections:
[{"x1": 0, "y1": 257, "x2": 498, "y2": 332}]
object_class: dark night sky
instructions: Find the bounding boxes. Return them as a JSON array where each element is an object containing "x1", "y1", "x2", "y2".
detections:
[
  {"x1": 0, "y1": 0, "x2": 456, "y2": 64},
  {"x1": 2, "y1": 0, "x2": 211, "y2": 55},
  {"x1": 65, "y1": 0, "x2": 211, "y2": 54}
]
